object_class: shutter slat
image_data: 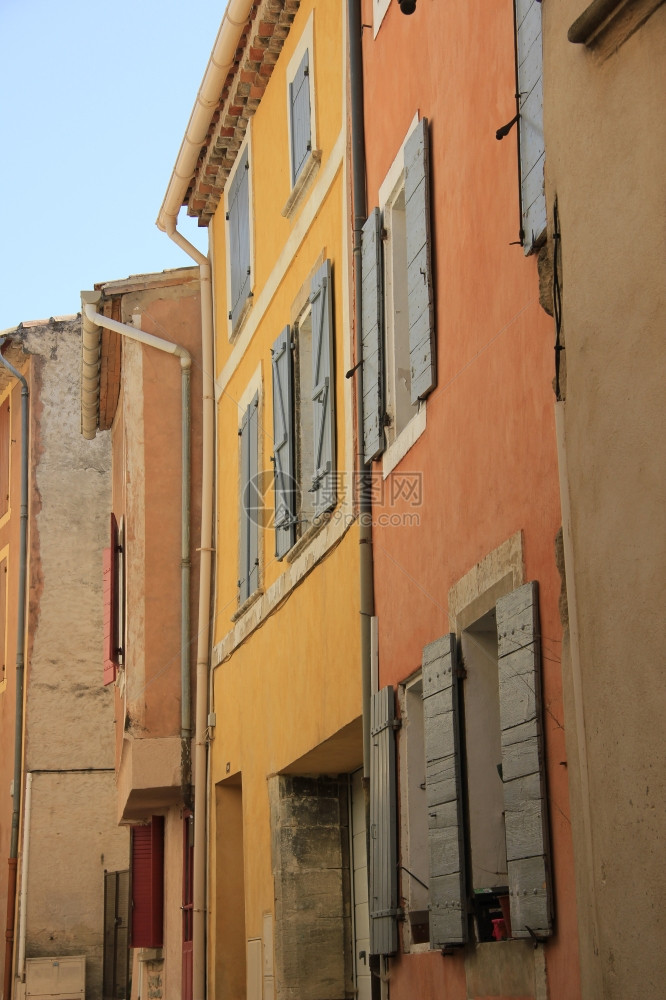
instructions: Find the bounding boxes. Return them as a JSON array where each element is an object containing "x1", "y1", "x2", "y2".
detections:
[
  {"x1": 271, "y1": 327, "x2": 296, "y2": 558},
  {"x1": 515, "y1": 0, "x2": 546, "y2": 252},
  {"x1": 310, "y1": 260, "x2": 336, "y2": 516},
  {"x1": 369, "y1": 687, "x2": 398, "y2": 956},
  {"x1": 496, "y1": 581, "x2": 553, "y2": 938},
  {"x1": 361, "y1": 208, "x2": 385, "y2": 462},
  {"x1": 404, "y1": 118, "x2": 436, "y2": 404},
  {"x1": 422, "y1": 634, "x2": 467, "y2": 948}
]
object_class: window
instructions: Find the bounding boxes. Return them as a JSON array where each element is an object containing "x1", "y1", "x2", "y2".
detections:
[
  {"x1": 515, "y1": 0, "x2": 546, "y2": 253},
  {"x1": 361, "y1": 117, "x2": 435, "y2": 465},
  {"x1": 369, "y1": 582, "x2": 553, "y2": 955},
  {"x1": 227, "y1": 142, "x2": 252, "y2": 334},
  {"x1": 271, "y1": 259, "x2": 336, "y2": 559},
  {"x1": 130, "y1": 816, "x2": 164, "y2": 949},
  {"x1": 239, "y1": 392, "x2": 259, "y2": 603},
  {"x1": 283, "y1": 13, "x2": 320, "y2": 219},
  {"x1": 103, "y1": 513, "x2": 124, "y2": 687}
]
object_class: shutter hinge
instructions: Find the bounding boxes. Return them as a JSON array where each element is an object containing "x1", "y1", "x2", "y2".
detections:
[
  {"x1": 496, "y1": 113, "x2": 520, "y2": 140},
  {"x1": 225, "y1": 212, "x2": 230, "y2": 221},
  {"x1": 391, "y1": 718, "x2": 402, "y2": 731}
]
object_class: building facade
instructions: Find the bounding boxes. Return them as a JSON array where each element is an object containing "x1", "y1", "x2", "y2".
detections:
[
  {"x1": 541, "y1": 2, "x2": 666, "y2": 997},
  {"x1": 0, "y1": 320, "x2": 127, "y2": 1000},
  {"x1": 80, "y1": 268, "x2": 203, "y2": 1000},
  {"x1": 359, "y1": 1, "x2": 582, "y2": 998}
]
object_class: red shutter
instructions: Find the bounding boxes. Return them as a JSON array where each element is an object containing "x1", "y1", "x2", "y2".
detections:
[
  {"x1": 103, "y1": 514, "x2": 118, "y2": 686},
  {"x1": 131, "y1": 817, "x2": 165, "y2": 949}
]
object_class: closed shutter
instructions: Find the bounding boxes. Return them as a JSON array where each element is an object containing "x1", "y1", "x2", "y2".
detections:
[
  {"x1": 422, "y1": 634, "x2": 467, "y2": 948},
  {"x1": 103, "y1": 513, "x2": 118, "y2": 687},
  {"x1": 369, "y1": 686, "x2": 399, "y2": 956},
  {"x1": 271, "y1": 328, "x2": 296, "y2": 558},
  {"x1": 361, "y1": 208, "x2": 385, "y2": 463},
  {"x1": 131, "y1": 817, "x2": 164, "y2": 949},
  {"x1": 310, "y1": 260, "x2": 336, "y2": 516},
  {"x1": 290, "y1": 48, "x2": 311, "y2": 185},
  {"x1": 229, "y1": 145, "x2": 251, "y2": 331},
  {"x1": 496, "y1": 581, "x2": 552, "y2": 937},
  {"x1": 404, "y1": 118, "x2": 436, "y2": 404},
  {"x1": 239, "y1": 394, "x2": 259, "y2": 602},
  {"x1": 515, "y1": 0, "x2": 546, "y2": 252}
]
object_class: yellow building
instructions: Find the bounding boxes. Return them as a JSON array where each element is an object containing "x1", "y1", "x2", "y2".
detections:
[{"x1": 159, "y1": 2, "x2": 369, "y2": 998}]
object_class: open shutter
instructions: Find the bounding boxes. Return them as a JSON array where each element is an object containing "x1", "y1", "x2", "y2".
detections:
[
  {"x1": 310, "y1": 260, "x2": 336, "y2": 516},
  {"x1": 369, "y1": 686, "x2": 399, "y2": 956},
  {"x1": 290, "y1": 48, "x2": 311, "y2": 185},
  {"x1": 496, "y1": 581, "x2": 553, "y2": 938},
  {"x1": 103, "y1": 513, "x2": 118, "y2": 687},
  {"x1": 271, "y1": 328, "x2": 296, "y2": 558},
  {"x1": 238, "y1": 395, "x2": 259, "y2": 603},
  {"x1": 405, "y1": 118, "x2": 436, "y2": 404},
  {"x1": 131, "y1": 817, "x2": 164, "y2": 949},
  {"x1": 361, "y1": 208, "x2": 385, "y2": 463},
  {"x1": 515, "y1": 0, "x2": 546, "y2": 252},
  {"x1": 422, "y1": 634, "x2": 467, "y2": 947},
  {"x1": 229, "y1": 145, "x2": 251, "y2": 331}
]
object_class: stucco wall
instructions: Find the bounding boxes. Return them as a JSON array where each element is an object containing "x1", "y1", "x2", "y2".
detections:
[
  {"x1": 6, "y1": 318, "x2": 128, "y2": 1000},
  {"x1": 543, "y1": 4, "x2": 666, "y2": 998}
]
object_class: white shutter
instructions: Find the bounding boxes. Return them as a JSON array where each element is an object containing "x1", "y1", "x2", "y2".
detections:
[
  {"x1": 290, "y1": 48, "x2": 311, "y2": 185},
  {"x1": 271, "y1": 327, "x2": 296, "y2": 559},
  {"x1": 423, "y1": 634, "x2": 467, "y2": 948},
  {"x1": 496, "y1": 581, "x2": 553, "y2": 937},
  {"x1": 229, "y1": 146, "x2": 251, "y2": 330},
  {"x1": 361, "y1": 208, "x2": 385, "y2": 463},
  {"x1": 310, "y1": 259, "x2": 336, "y2": 516},
  {"x1": 515, "y1": 0, "x2": 546, "y2": 252},
  {"x1": 404, "y1": 118, "x2": 436, "y2": 404},
  {"x1": 369, "y1": 686, "x2": 399, "y2": 956}
]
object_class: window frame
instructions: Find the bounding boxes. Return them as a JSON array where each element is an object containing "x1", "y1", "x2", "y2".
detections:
[{"x1": 283, "y1": 12, "x2": 320, "y2": 218}]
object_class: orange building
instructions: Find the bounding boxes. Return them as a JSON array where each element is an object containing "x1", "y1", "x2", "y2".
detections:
[{"x1": 357, "y1": 1, "x2": 581, "y2": 998}]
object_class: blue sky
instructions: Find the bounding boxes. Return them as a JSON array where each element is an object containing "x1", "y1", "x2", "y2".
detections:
[{"x1": 0, "y1": 0, "x2": 224, "y2": 330}]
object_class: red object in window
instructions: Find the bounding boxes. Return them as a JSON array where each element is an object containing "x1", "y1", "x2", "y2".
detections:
[
  {"x1": 131, "y1": 817, "x2": 165, "y2": 949},
  {"x1": 103, "y1": 514, "x2": 118, "y2": 686}
]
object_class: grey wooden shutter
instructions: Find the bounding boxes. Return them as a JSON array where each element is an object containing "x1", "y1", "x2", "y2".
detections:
[
  {"x1": 290, "y1": 48, "x2": 311, "y2": 185},
  {"x1": 369, "y1": 686, "x2": 398, "y2": 956},
  {"x1": 271, "y1": 327, "x2": 296, "y2": 559},
  {"x1": 422, "y1": 634, "x2": 467, "y2": 948},
  {"x1": 361, "y1": 208, "x2": 385, "y2": 463},
  {"x1": 310, "y1": 259, "x2": 336, "y2": 516},
  {"x1": 404, "y1": 118, "x2": 436, "y2": 404},
  {"x1": 239, "y1": 393, "x2": 259, "y2": 602},
  {"x1": 229, "y1": 145, "x2": 251, "y2": 331},
  {"x1": 496, "y1": 581, "x2": 552, "y2": 938},
  {"x1": 515, "y1": 0, "x2": 546, "y2": 253}
]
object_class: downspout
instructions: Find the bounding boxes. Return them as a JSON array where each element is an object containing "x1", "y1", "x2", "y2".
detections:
[
  {"x1": 0, "y1": 345, "x2": 29, "y2": 1000},
  {"x1": 348, "y1": 0, "x2": 374, "y2": 781},
  {"x1": 159, "y1": 221, "x2": 214, "y2": 1000},
  {"x1": 80, "y1": 295, "x2": 193, "y2": 755},
  {"x1": 16, "y1": 771, "x2": 33, "y2": 983}
]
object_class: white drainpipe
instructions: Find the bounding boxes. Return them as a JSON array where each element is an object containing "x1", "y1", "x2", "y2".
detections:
[{"x1": 16, "y1": 772, "x2": 32, "y2": 983}]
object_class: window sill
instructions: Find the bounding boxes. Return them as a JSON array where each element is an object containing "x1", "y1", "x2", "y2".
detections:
[
  {"x1": 282, "y1": 150, "x2": 322, "y2": 220},
  {"x1": 232, "y1": 586, "x2": 263, "y2": 623},
  {"x1": 381, "y1": 404, "x2": 427, "y2": 479},
  {"x1": 285, "y1": 509, "x2": 332, "y2": 563}
]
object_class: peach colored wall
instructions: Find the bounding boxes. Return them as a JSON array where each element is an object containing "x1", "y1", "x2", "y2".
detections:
[{"x1": 362, "y1": 1, "x2": 579, "y2": 998}]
